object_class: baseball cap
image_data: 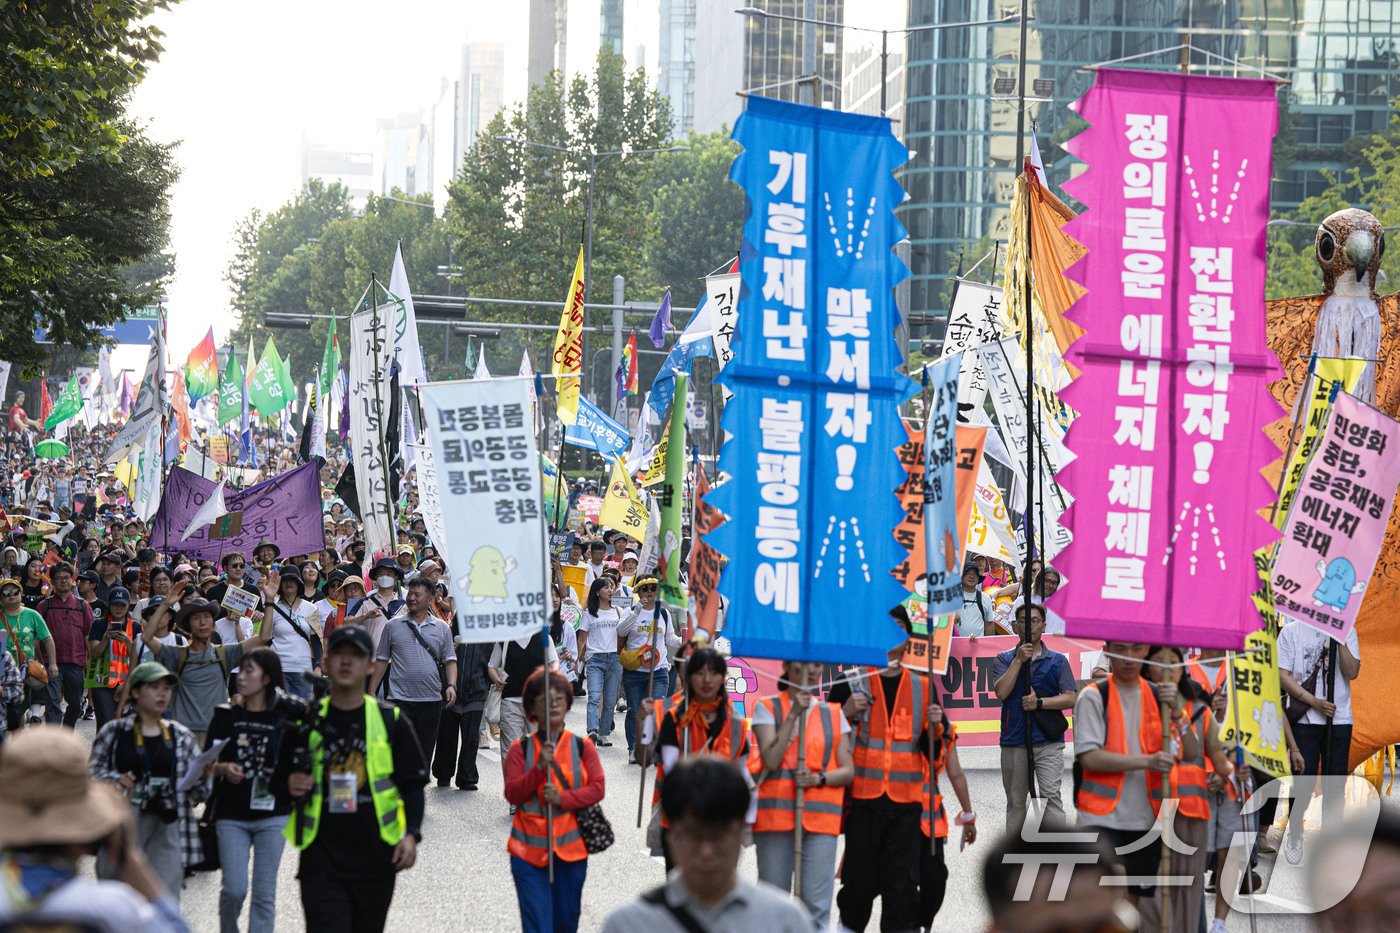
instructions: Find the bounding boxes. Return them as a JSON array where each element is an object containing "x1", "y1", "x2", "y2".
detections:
[{"x1": 127, "y1": 661, "x2": 177, "y2": 689}]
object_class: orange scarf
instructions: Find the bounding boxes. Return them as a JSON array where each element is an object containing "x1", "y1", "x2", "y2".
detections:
[{"x1": 677, "y1": 698, "x2": 722, "y2": 732}]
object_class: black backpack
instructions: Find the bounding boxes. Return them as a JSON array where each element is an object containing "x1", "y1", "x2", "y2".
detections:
[{"x1": 1070, "y1": 679, "x2": 1160, "y2": 800}]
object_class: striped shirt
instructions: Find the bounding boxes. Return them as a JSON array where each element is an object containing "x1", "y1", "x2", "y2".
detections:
[{"x1": 376, "y1": 614, "x2": 454, "y2": 702}]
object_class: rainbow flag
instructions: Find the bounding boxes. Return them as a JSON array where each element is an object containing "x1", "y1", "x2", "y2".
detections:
[
  {"x1": 614, "y1": 330, "x2": 639, "y2": 400},
  {"x1": 185, "y1": 327, "x2": 218, "y2": 404}
]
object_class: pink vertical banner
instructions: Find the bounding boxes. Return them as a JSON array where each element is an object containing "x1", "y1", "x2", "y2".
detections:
[
  {"x1": 1272, "y1": 392, "x2": 1400, "y2": 642},
  {"x1": 1051, "y1": 70, "x2": 1282, "y2": 649}
]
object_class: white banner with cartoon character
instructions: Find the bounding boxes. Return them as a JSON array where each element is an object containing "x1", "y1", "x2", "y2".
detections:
[{"x1": 418, "y1": 377, "x2": 547, "y2": 643}]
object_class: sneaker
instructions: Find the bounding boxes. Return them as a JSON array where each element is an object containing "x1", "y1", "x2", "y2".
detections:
[
  {"x1": 458, "y1": 783, "x2": 478, "y2": 791},
  {"x1": 618, "y1": 698, "x2": 628, "y2": 712},
  {"x1": 1204, "y1": 870, "x2": 1216, "y2": 894},
  {"x1": 1210, "y1": 920, "x2": 1228, "y2": 933},
  {"x1": 1239, "y1": 870, "x2": 1263, "y2": 895},
  {"x1": 1283, "y1": 835, "x2": 1303, "y2": 865},
  {"x1": 588, "y1": 730, "x2": 600, "y2": 744},
  {"x1": 1258, "y1": 835, "x2": 1278, "y2": 855},
  {"x1": 595, "y1": 734, "x2": 613, "y2": 747}
]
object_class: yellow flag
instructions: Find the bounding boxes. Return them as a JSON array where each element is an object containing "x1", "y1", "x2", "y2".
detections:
[
  {"x1": 640, "y1": 417, "x2": 670, "y2": 488},
  {"x1": 600, "y1": 456, "x2": 649, "y2": 542},
  {"x1": 1274, "y1": 356, "x2": 1368, "y2": 528},
  {"x1": 551, "y1": 246, "x2": 586, "y2": 424}
]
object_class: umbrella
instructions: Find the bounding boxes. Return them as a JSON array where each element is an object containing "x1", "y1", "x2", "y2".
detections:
[{"x1": 34, "y1": 439, "x2": 69, "y2": 459}]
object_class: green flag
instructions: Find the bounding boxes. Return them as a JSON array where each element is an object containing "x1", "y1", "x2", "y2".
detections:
[
  {"x1": 319, "y1": 321, "x2": 340, "y2": 400},
  {"x1": 248, "y1": 336, "x2": 286, "y2": 415},
  {"x1": 658, "y1": 373, "x2": 688, "y2": 610},
  {"x1": 279, "y1": 354, "x2": 296, "y2": 406},
  {"x1": 217, "y1": 347, "x2": 243, "y2": 425},
  {"x1": 43, "y1": 375, "x2": 83, "y2": 430}
]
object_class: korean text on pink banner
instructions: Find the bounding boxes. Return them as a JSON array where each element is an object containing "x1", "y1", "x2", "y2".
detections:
[
  {"x1": 1052, "y1": 69, "x2": 1282, "y2": 649},
  {"x1": 1272, "y1": 392, "x2": 1400, "y2": 642}
]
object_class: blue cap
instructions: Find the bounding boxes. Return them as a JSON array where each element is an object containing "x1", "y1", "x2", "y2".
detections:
[{"x1": 106, "y1": 587, "x2": 131, "y2": 606}]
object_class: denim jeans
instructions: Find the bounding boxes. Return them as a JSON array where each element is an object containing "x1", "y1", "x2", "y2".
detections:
[
  {"x1": 620, "y1": 667, "x2": 670, "y2": 752},
  {"x1": 282, "y1": 671, "x2": 313, "y2": 701},
  {"x1": 216, "y1": 814, "x2": 288, "y2": 933},
  {"x1": 44, "y1": 662, "x2": 85, "y2": 726},
  {"x1": 584, "y1": 653, "x2": 621, "y2": 736},
  {"x1": 510, "y1": 854, "x2": 587, "y2": 933}
]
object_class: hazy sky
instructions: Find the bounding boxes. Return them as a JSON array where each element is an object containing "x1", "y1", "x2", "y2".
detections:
[{"x1": 124, "y1": 0, "x2": 903, "y2": 374}]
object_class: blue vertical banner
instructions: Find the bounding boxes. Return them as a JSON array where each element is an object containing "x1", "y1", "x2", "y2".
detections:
[
  {"x1": 923, "y1": 354, "x2": 963, "y2": 615},
  {"x1": 705, "y1": 96, "x2": 915, "y2": 666},
  {"x1": 562, "y1": 397, "x2": 631, "y2": 460}
]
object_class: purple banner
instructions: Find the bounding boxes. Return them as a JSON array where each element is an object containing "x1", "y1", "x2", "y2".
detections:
[{"x1": 150, "y1": 463, "x2": 326, "y2": 560}]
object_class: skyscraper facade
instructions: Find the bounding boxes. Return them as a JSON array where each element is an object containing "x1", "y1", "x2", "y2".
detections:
[
  {"x1": 659, "y1": 0, "x2": 696, "y2": 136},
  {"x1": 459, "y1": 41, "x2": 506, "y2": 159},
  {"x1": 529, "y1": 0, "x2": 569, "y2": 91},
  {"x1": 899, "y1": 0, "x2": 1400, "y2": 322}
]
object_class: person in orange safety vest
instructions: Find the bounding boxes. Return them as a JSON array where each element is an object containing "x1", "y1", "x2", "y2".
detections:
[
  {"x1": 1073, "y1": 641, "x2": 1189, "y2": 914},
  {"x1": 828, "y1": 605, "x2": 975, "y2": 933},
  {"x1": 752, "y1": 659, "x2": 854, "y2": 928}
]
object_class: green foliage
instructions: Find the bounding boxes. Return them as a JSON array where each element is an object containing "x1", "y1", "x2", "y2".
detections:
[
  {"x1": 0, "y1": 2, "x2": 179, "y2": 376},
  {"x1": 232, "y1": 48, "x2": 745, "y2": 391}
]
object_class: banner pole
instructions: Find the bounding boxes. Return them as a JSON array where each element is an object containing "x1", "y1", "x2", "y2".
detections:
[
  {"x1": 636, "y1": 604, "x2": 659, "y2": 828},
  {"x1": 793, "y1": 691, "x2": 807, "y2": 896},
  {"x1": 1019, "y1": 166, "x2": 1040, "y2": 808},
  {"x1": 1158, "y1": 693, "x2": 1173, "y2": 933},
  {"x1": 1226, "y1": 655, "x2": 1261, "y2": 933}
]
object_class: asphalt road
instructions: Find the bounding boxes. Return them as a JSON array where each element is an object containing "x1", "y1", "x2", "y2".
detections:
[{"x1": 72, "y1": 707, "x2": 1321, "y2": 932}]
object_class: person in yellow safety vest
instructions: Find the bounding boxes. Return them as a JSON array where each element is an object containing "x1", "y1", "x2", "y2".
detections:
[
  {"x1": 1072, "y1": 641, "x2": 1192, "y2": 914},
  {"x1": 504, "y1": 666, "x2": 604, "y2": 933},
  {"x1": 752, "y1": 659, "x2": 854, "y2": 928},
  {"x1": 1145, "y1": 645, "x2": 1237, "y2": 933},
  {"x1": 277, "y1": 624, "x2": 428, "y2": 933},
  {"x1": 828, "y1": 605, "x2": 976, "y2": 933}
]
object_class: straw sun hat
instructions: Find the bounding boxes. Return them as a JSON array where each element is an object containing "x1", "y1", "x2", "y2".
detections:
[{"x1": 0, "y1": 726, "x2": 127, "y2": 847}]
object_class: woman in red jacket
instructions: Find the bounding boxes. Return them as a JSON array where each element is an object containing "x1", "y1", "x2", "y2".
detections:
[{"x1": 504, "y1": 667, "x2": 604, "y2": 933}]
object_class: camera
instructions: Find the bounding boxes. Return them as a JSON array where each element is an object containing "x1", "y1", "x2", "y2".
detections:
[
  {"x1": 272, "y1": 674, "x2": 330, "y2": 778},
  {"x1": 136, "y1": 776, "x2": 178, "y2": 824}
]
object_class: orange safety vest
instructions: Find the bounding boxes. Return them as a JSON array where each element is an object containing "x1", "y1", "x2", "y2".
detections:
[
  {"x1": 1173, "y1": 699, "x2": 1212, "y2": 819},
  {"x1": 1186, "y1": 660, "x2": 1227, "y2": 697},
  {"x1": 651, "y1": 702, "x2": 755, "y2": 823},
  {"x1": 851, "y1": 666, "x2": 927, "y2": 805},
  {"x1": 507, "y1": 729, "x2": 589, "y2": 867},
  {"x1": 754, "y1": 694, "x2": 844, "y2": 836},
  {"x1": 1076, "y1": 677, "x2": 1166, "y2": 818},
  {"x1": 105, "y1": 615, "x2": 135, "y2": 689}
]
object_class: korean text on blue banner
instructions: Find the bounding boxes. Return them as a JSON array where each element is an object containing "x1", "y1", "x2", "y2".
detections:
[
  {"x1": 562, "y1": 397, "x2": 631, "y2": 461},
  {"x1": 706, "y1": 96, "x2": 915, "y2": 666}
]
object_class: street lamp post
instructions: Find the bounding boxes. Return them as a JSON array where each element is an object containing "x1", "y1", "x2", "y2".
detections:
[
  {"x1": 497, "y1": 135, "x2": 686, "y2": 401},
  {"x1": 735, "y1": 7, "x2": 1025, "y2": 116}
]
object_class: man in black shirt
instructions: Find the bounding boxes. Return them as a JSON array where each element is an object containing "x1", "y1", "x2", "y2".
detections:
[
  {"x1": 204, "y1": 552, "x2": 264, "y2": 616},
  {"x1": 277, "y1": 624, "x2": 428, "y2": 933}
]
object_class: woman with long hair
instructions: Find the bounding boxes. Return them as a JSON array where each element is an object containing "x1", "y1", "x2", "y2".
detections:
[
  {"x1": 503, "y1": 667, "x2": 602, "y2": 933},
  {"x1": 576, "y1": 576, "x2": 623, "y2": 746},
  {"x1": 20, "y1": 560, "x2": 47, "y2": 609},
  {"x1": 136, "y1": 566, "x2": 175, "y2": 620},
  {"x1": 206, "y1": 648, "x2": 290, "y2": 933},
  {"x1": 648, "y1": 646, "x2": 759, "y2": 870},
  {"x1": 1142, "y1": 645, "x2": 1221, "y2": 933}
]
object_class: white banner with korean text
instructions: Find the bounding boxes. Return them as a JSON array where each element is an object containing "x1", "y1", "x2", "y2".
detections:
[
  {"x1": 419, "y1": 378, "x2": 548, "y2": 644},
  {"x1": 349, "y1": 303, "x2": 396, "y2": 562}
]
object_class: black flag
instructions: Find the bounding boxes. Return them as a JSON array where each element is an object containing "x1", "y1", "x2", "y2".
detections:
[
  {"x1": 334, "y1": 461, "x2": 360, "y2": 519},
  {"x1": 386, "y1": 360, "x2": 402, "y2": 510}
]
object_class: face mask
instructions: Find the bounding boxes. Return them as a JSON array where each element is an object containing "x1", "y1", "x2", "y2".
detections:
[{"x1": 376, "y1": 575, "x2": 395, "y2": 589}]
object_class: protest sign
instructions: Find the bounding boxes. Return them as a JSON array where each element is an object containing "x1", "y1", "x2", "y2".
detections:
[
  {"x1": 1273, "y1": 358, "x2": 1368, "y2": 529},
  {"x1": 411, "y1": 444, "x2": 449, "y2": 566},
  {"x1": 688, "y1": 469, "x2": 726, "y2": 642},
  {"x1": 1220, "y1": 630, "x2": 1291, "y2": 778},
  {"x1": 1272, "y1": 392, "x2": 1400, "y2": 641},
  {"x1": 563, "y1": 397, "x2": 629, "y2": 460},
  {"x1": 1055, "y1": 69, "x2": 1281, "y2": 649},
  {"x1": 940, "y1": 281, "x2": 1002, "y2": 421},
  {"x1": 707, "y1": 96, "x2": 914, "y2": 666},
  {"x1": 149, "y1": 462, "x2": 325, "y2": 561},
  {"x1": 599, "y1": 456, "x2": 648, "y2": 542},
  {"x1": 561, "y1": 564, "x2": 587, "y2": 606},
  {"x1": 348, "y1": 302, "x2": 395, "y2": 561},
  {"x1": 219, "y1": 585, "x2": 259, "y2": 620},
  {"x1": 549, "y1": 532, "x2": 575, "y2": 563},
  {"x1": 933, "y1": 634, "x2": 1098, "y2": 747},
  {"x1": 208, "y1": 436, "x2": 230, "y2": 464},
  {"x1": 420, "y1": 377, "x2": 547, "y2": 643},
  {"x1": 892, "y1": 421, "x2": 984, "y2": 593}
]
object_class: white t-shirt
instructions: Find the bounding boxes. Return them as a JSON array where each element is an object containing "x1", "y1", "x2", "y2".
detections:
[
  {"x1": 577, "y1": 606, "x2": 624, "y2": 657},
  {"x1": 956, "y1": 587, "x2": 994, "y2": 636},
  {"x1": 1276, "y1": 621, "x2": 1361, "y2": 725},
  {"x1": 268, "y1": 599, "x2": 322, "y2": 673}
]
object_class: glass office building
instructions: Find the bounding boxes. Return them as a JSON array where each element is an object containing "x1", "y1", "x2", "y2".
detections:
[{"x1": 899, "y1": 0, "x2": 1400, "y2": 323}]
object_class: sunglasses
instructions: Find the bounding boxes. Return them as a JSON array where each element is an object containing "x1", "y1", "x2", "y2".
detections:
[{"x1": 0, "y1": 590, "x2": 19, "y2": 598}]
